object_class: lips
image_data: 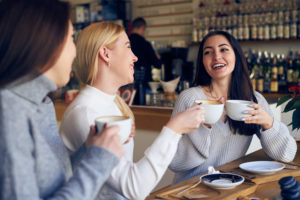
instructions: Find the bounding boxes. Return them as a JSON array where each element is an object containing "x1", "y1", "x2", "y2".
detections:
[{"x1": 212, "y1": 63, "x2": 225, "y2": 69}]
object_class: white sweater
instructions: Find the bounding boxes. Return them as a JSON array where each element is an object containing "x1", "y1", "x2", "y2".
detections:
[
  {"x1": 169, "y1": 87, "x2": 297, "y2": 183},
  {"x1": 60, "y1": 85, "x2": 181, "y2": 200}
]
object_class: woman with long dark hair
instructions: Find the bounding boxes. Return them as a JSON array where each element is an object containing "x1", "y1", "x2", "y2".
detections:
[
  {"x1": 169, "y1": 31, "x2": 297, "y2": 183},
  {"x1": 0, "y1": 0, "x2": 124, "y2": 199}
]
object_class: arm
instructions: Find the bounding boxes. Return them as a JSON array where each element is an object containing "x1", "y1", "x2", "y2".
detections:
[
  {"x1": 0, "y1": 98, "x2": 119, "y2": 200},
  {"x1": 253, "y1": 92, "x2": 297, "y2": 162},
  {"x1": 107, "y1": 127, "x2": 181, "y2": 200},
  {"x1": 146, "y1": 41, "x2": 161, "y2": 69}
]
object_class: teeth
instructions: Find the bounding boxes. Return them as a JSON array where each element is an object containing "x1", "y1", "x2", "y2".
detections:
[{"x1": 213, "y1": 64, "x2": 225, "y2": 69}]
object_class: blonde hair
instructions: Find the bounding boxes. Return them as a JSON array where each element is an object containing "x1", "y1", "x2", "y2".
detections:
[
  {"x1": 75, "y1": 21, "x2": 124, "y2": 85},
  {"x1": 75, "y1": 21, "x2": 135, "y2": 124}
]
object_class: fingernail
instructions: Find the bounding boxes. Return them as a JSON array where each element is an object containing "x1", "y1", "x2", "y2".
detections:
[
  {"x1": 241, "y1": 118, "x2": 246, "y2": 121},
  {"x1": 247, "y1": 104, "x2": 253, "y2": 107},
  {"x1": 104, "y1": 123, "x2": 107, "y2": 128},
  {"x1": 242, "y1": 111, "x2": 248, "y2": 114},
  {"x1": 197, "y1": 102, "x2": 202, "y2": 105}
]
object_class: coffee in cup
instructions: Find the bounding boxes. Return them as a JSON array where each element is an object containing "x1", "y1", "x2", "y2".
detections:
[
  {"x1": 95, "y1": 116, "x2": 132, "y2": 144},
  {"x1": 195, "y1": 99, "x2": 224, "y2": 124},
  {"x1": 225, "y1": 100, "x2": 254, "y2": 121}
]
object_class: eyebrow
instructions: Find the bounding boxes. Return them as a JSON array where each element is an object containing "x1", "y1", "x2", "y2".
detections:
[
  {"x1": 203, "y1": 43, "x2": 230, "y2": 50},
  {"x1": 125, "y1": 41, "x2": 130, "y2": 45}
]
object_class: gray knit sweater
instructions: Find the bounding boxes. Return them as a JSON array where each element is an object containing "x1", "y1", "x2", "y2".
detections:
[
  {"x1": 0, "y1": 75, "x2": 119, "y2": 200},
  {"x1": 169, "y1": 87, "x2": 297, "y2": 183}
]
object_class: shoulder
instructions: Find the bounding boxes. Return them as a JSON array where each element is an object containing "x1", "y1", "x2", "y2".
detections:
[
  {"x1": 253, "y1": 91, "x2": 268, "y2": 104},
  {"x1": 179, "y1": 87, "x2": 205, "y2": 100},
  {"x1": 175, "y1": 87, "x2": 205, "y2": 110}
]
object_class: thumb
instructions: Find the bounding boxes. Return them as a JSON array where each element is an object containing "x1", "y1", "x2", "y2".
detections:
[{"x1": 218, "y1": 96, "x2": 225, "y2": 104}]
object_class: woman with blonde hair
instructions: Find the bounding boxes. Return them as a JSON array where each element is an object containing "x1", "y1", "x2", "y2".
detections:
[{"x1": 60, "y1": 21, "x2": 205, "y2": 200}]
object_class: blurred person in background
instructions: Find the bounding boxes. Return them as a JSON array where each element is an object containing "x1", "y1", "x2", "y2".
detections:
[{"x1": 129, "y1": 17, "x2": 161, "y2": 105}]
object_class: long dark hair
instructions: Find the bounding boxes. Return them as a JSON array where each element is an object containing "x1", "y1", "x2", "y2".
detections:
[
  {"x1": 193, "y1": 31, "x2": 261, "y2": 136},
  {"x1": 0, "y1": 0, "x2": 70, "y2": 87}
]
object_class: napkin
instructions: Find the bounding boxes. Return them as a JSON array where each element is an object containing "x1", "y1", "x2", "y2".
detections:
[{"x1": 208, "y1": 166, "x2": 220, "y2": 174}]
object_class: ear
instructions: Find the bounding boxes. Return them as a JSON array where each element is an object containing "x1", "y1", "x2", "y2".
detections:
[{"x1": 98, "y1": 46, "x2": 110, "y2": 64}]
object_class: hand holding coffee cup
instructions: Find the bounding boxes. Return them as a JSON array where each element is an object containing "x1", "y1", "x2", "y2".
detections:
[
  {"x1": 95, "y1": 116, "x2": 132, "y2": 144},
  {"x1": 85, "y1": 125, "x2": 124, "y2": 159},
  {"x1": 225, "y1": 100, "x2": 274, "y2": 129},
  {"x1": 194, "y1": 100, "x2": 224, "y2": 124},
  {"x1": 166, "y1": 104, "x2": 205, "y2": 134}
]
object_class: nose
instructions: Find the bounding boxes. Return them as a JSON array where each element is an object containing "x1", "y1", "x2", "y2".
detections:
[
  {"x1": 213, "y1": 51, "x2": 222, "y2": 61},
  {"x1": 133, "y1": 53, "x2": 138, "y2": 62}
]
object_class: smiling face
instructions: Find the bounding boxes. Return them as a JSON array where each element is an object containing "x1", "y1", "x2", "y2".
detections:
[
  {"x1": 202, "y1": 35, "x2": 236, "y2": 82},
  {"x1": 109, "y1": 31, "x2": 138, "y2": 87},
  {"x1": 43, "y1": 21, "x2": 76, "y2": 87}
]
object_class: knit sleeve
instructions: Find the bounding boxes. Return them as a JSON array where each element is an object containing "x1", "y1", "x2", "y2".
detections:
[
  {"x1": 169, "y1": 88, "x2": 213, "y2": 172},
  {"x1": 106, "y1": 126, "x2": 181, "y2": 200},
  {"x1": 255, "y1": 92, "x2": 297, "y2": 162}
]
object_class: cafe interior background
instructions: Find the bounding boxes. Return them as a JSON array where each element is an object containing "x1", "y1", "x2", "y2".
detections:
[{"x1": 59, "y1": 0, "x2": 300, "y2": 191}]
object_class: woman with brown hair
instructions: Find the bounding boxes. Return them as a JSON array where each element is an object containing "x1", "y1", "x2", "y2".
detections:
[
  {"x1": 169, "y1": 31, "x2": 297, "y2": 184},
  {"x1": 0, "y1": 0, "x2": 123, "y2": 199}
]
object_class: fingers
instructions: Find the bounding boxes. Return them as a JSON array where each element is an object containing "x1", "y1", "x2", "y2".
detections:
[
  {"x1": 189, "y1": 104, "x2": 203, "y2": 111},
  {"x1": 124, "y1": 133, "x2": 135, "y2": 144},
  {"x1": 218, "y1": 96, "x2": 226, "y2": 104}
]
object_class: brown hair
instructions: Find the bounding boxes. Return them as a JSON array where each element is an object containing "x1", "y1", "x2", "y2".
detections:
[{"x1": 0, "y1": 0, "x2": 70, "y2": 87}]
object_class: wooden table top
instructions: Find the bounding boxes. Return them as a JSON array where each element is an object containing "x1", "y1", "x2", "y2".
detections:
[{"x1": 147, "y1": 141, "x2": 300, "y2": 200}]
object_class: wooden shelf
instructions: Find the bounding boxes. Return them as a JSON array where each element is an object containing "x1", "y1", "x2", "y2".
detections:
[
  {"x1": 141, "y1": 11, "x2": 193, "y2": 18},
  {"x1": 147, "y1": 33, "x2": 190, "y2": 38},
  {"x1": 240, "y1": 39, "x2": 300, "y2": 45},
  {"x1": 138, "y1": 0, "x2": 192, "y2": 8},
  {"x1": 148, "y1": 22, "x2": 192, "y2": 28},
  {"x1": 190, "y1": 39, "x2": 300, "y2": 46}
]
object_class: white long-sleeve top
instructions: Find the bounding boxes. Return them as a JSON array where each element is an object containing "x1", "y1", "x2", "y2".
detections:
[
  {"x1": 60, "y1": 85, "x2": 181, "y2": 200},
  {"x1": 169, "y1": 87, "x2": 297, "y2": 183}
]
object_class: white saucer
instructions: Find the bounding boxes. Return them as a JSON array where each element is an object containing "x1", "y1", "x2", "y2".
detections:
[
  {"x1": 239, "y1": 161, "x2": 285, "y2": 175},
  {"x1": 200, "y1": 173, "x2": 244, "y2": 190}
]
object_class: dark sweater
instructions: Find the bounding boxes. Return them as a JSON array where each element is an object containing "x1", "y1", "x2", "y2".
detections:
[{"x1": 129, "y1": 33, "x2": 161, "y2": 82}]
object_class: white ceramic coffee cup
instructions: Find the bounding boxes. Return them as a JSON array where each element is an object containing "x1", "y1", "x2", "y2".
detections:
[
  {"x1": 225, "y1": 100, "x2": 254, "y2": 121},
  {"x1": 95, "y1": 116, "x2": 132, "y2": 144},
  {"x1": 195, "y1": 99, "x2": 224, "y2": 124}
]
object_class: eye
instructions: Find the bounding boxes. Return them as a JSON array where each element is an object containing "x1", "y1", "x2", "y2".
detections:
[
  {"x1": 220, "y1": 48, "x2": 229, "y2": 52},
  {"x1": 203, "y1": 51, "x2": 212, "y2": 55}
]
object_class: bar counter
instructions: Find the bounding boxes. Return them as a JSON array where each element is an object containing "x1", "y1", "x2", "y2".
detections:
[
  {"x1": 54, "y1": 99, "x2": 172, "y2": 131},
  {"x1": 54, "y1": 93, "x2": 288, "y2": 131}
]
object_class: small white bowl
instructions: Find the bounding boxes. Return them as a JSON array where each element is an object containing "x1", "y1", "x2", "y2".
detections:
[
  {"x1": 200, "y1": 173, "x2": 244, "y2": 190},
  {"x1": 195, "y1": 99, "x2": 224, "y2": 124},
  {"x1": 225, "y1": 100, "x2": 254, "y2": 121},
  {"x1": 95, "y1": 116, "x2": 132, "y2": 144}
]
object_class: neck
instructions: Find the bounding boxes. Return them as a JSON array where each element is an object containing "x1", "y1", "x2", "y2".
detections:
[
  {"x1": 210, "y1": 78, "x2": 231, "y2": 99},
  {"x1": 91, "y1": 63, "x2": 120, "y2": 95}
]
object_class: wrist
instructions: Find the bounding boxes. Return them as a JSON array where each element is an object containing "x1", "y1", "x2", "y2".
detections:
[{"x1": 262, "y1": 117, "x2": 274, "y2": 130}]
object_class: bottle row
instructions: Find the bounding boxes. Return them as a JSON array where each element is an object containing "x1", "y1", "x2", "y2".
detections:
[
  {"x1": 246, "y1": 50, "x2": 300, "y2": 94},
  {"x1": 197, "y1": 0, "x2": 299, "y2": 18},
  {"x1": 192, "y1": 22, "x2": 300, "y2": 42}
]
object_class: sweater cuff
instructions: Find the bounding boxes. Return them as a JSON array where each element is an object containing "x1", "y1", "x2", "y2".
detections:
[
  {"x1": 260, "y1": 118, "x2": 280, "y2": 139},
  {"x1": 85, "y1": 146, "x2": 119, "y2": 171}
]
